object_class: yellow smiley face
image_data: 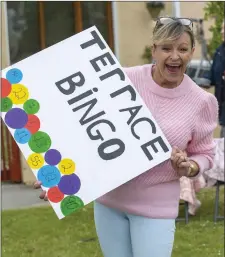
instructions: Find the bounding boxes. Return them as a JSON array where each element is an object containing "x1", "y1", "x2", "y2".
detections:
[
  {"x1": 27, "y1": 153, "x2": 45, "y2": 169},
  {"x1": 9, "y1": 84, "x2": 29, "y2": 104},
  {"x1": 58, "y1": 159, "x2": 76, "y2": 175}
]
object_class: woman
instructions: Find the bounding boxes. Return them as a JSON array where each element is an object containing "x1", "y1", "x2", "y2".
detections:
[{"x1": 34, "y1": 17, "x2": 218, "y2": 257}]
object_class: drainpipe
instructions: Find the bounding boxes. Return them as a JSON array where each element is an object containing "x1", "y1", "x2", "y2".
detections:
[
  {"x1": 111, "y1": 2, "x2": 120, "y2": 61},
  {"x1": 1, "y1": 1, "x2": 11, "y2": 67},
  {"x1": 173, "y1": 0, "x2": 181, "y2": 18}
]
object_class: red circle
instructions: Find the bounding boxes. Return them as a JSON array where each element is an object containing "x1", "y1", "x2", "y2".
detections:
[
  {"x1": 24, "y1": 114, "x2": 40, "y2": 134},
  {"x1": 1, "y1": 78, "x2": 12, "y2": 98},
  {"x1": 48, "y1": 186, "x2": 64, "y2": 203}
]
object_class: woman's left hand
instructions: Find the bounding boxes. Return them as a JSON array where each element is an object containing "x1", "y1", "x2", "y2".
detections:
[{"x1": 171, "y1": 146, "x2": 191, "y2": 177}]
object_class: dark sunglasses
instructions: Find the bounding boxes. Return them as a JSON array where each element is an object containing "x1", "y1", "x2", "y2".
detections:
[{"x1": 154, "y1": 17, "x2": 193, "y2": 32}]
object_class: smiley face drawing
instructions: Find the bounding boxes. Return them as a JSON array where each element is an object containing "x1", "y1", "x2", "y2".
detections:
[
  {"x1": 60, "y1": 195, "x2": 84, "y2": 216},
  {"x1": 37, "y1": 165, "x2": 61, "y2": 188},
  {"x1": 28, "y1": 131, "x2": 51, "y2": 153},
  {"x1": 58, "y1": 159, "x2": 76, "y2": 175},
  {"x1": 9, "y1": 84, "x2": 29, "y2": 104}
]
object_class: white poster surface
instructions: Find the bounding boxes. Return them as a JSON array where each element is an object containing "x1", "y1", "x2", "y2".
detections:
[{"x1": 1, "y1": 26, "x2": 172, "y2": 219}]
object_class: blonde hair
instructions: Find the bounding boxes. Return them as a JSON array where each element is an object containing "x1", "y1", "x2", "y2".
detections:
[{"x1": 153, "y1": 19, "x2": 195, "y2": 48}]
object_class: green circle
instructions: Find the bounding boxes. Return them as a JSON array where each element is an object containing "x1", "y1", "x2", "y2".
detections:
[
  {"x1": 28, "y1": 131, "x2": 51, "y2": 153},
  {"x1": 23, "y1": 99, "x2": 40, "y2": 114},
  {"x1": 1, "y1": 97, "x2": 13, "y2": 112},
  {"x1": 60, "y1": 195, "x2": 84, "y2": 216}
]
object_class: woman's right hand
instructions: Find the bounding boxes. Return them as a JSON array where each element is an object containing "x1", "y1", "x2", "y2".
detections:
[{"x1": 33, "y1": 181, "x2": 48, "y2": 201}]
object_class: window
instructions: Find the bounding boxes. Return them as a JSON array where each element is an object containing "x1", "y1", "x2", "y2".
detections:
[
  {"x1": 44, "y1": 2, "x2": 75, "y2": 47},
  {"x1": 7, "y1": 2, "x2": 40, "y2": 64},
  {"x1": 7, "y1": 1, "x2": 114, "y2": 64},
  {"x1": 82, "y1": 2, "x2": 111, "y2": 45}
]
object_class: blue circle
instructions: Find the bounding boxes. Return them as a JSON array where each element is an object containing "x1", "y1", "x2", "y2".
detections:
[
  {"x1": 6, "y1": 68, "x2": 23, "y2": 84},
  {"x1": 37, "y1": 165, "x2": 61, "y2": 188},
  {"x1": 14, "y1": 128, "x2": 31, "y2": 144}
]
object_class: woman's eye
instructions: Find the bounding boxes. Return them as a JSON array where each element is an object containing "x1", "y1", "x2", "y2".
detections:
[
  {"x1": 162, "y1": 47, "x2": 170, "y2": 51},
  {"x1": 180, "y1": 48, "x2": 188, "y2": 52}
]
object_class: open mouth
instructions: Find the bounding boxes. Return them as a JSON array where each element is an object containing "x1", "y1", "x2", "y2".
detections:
[{"x1": 165, "y1": 64, "x2": 181, "y2": 74}]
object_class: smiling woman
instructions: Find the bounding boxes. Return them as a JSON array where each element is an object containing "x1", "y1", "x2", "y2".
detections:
[
  {"x1": 34, "y1": 16, "x2": 219, "y2": 257},
  {"x1": 93, "y1": 17, "x2": 219, "y2": 257},
  {"x1": 151, "y1": 18, "x2": 195, "y2": 88},
  {"x1": 33, "y1": 17, "x2": 219, "y2": 257}
]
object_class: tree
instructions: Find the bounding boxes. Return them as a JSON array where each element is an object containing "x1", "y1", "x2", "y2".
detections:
[{"x1": 204, "y1": 1, "x2": 224, "y2": 58}]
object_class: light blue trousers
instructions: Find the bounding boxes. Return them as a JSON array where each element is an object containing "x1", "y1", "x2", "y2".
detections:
[{"x1": 94, "y1": 201, "x2": 175, "y2": 257}]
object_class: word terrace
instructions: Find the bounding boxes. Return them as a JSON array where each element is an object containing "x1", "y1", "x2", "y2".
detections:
[{"x1": 55, "y1": 30, "x2": 169, "y2": 162}]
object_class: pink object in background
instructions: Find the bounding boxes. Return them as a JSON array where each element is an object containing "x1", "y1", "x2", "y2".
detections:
[{"x1": 180, "y1": 138, "x2": 224, "y2": 215}]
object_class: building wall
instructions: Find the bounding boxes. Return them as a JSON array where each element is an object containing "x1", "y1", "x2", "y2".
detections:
[
  {"x1": 116, "y1": 1, "x2": 215, "y2": 65},
  {"x1": 1, "y1": 2, "x2": 9, "y2": 69},
  {"x1": 180, "y1": 1, "x2": 214, "y2": 60},
  {"x1": 1, "y1": 2, "x2": 36, "y2": 185},
  {"x1": 116, "y1": 2, "x2": 173, "y2": 67}
]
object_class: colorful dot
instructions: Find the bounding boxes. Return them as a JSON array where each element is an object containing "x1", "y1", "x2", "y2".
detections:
[
  {"x1": 14, "y1": 128, "x2": 31, "y2": 144},
  {"x1": 58, "y1": 173, "x2": 81, "y2": 195},
  {"x1": 28, "y1": 131, "x2": 51, "y2": 153},
  {"x1": 60, "y1": 195, "x2": 84, "y2": 216},
  {"x1": 47, "y1": 186, "x2": 64, "y2": 203},
  {"x1": 37, "y1": 165, "x2": 61, "y2": 188},
  {"x1": 27, "y1": 153, "x2": 45, "y2": 169},
  {"x1": 5, "y1": 108, "x2": 28, "y2": 129},
  {"x1": 58, "y1": 159, "x2": 76, "y2": 175},
  {"x1": 23, "y1": 99, "x2": 40, "y2": 114},
  {"x1": 45, "y1": 149, "x2": 62, "y2": 166},
  {"x1": 8, "y1": 84, "x2": 29, "y2": 104},
  {"x1": 1, "y1": 97, "x2": 13, "y2": 112},
  {"x1": 25, "y1": 114, "x2": 40, "y2": 134},
  {"x1": 6, "y1": 68, "x2": 23, "y2": 84},
  {"x1": 1, "y1": 78, "x2": 12, "y2": 97}
]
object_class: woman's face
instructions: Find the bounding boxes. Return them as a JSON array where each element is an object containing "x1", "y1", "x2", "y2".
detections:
[{"x1": 152, "y1": 32, "x2": 195, "y2": 83}]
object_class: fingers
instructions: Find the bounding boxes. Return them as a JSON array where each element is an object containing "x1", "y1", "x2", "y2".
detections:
[
  {"x1": 176, "y1": 155, "x2": 187, "y2": 166},
  {"x1": 39, "y1": 190, "x2": 48, "y2": 201},
  {"x1": 172, "y1": 153, "x2": 182, "y2": 165},
  {"x1": 177, "y1": 161, "x2": 191, "y2": 177},
  {"x1": 34, "y1": 181, "x2": 48, "y2": 201},
  {"x1": 171, "y1": 146, "x2": 179, "y2": 160},
  {"x1": 171, "y1": 147, "x2": 186, "y2": 159},
  {"x1": 171, "y1": 147, "x2": 187, "y2": 166},
  {"x1": 178, "y1": 161, "x2": 191, "y2": 169},
  {"x1": 33, "y1": 180, "x2": 42, "y2": 189},
  {"x1": 44, "y1": 192, "x2": 48, "y2": 201}
]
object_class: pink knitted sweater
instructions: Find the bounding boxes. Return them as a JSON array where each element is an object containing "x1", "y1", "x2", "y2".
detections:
[{"x1": 97, "y1": 64, "x2": 218, "y2": 219}]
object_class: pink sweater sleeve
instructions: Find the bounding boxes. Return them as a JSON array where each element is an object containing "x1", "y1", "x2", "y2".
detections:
[{"x1": 187, "y1": 93, "x2": 219, "y2": 178}]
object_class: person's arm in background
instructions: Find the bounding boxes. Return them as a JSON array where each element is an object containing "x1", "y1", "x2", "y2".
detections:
[
  {"x1": 201, "y1": 50, "x2": 217, "y2": 88},
  {"x1": 208, "y1": 53, "x2": 216, "y2": 86}
]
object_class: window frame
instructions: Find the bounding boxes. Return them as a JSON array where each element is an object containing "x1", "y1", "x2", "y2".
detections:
[{"x1": 38, "y1": 1, "x2": 114, "y2": 51}]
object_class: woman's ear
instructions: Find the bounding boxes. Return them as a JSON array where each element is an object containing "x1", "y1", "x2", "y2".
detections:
[
  {"x1": 151, "y1": 44, "x2": 156, "y2": 60},
  {"x1": 190, "y1": 46, "x2": 195, "y2": 59}
]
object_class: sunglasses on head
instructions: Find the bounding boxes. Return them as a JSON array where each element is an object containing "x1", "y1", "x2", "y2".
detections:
[{"x1": 154, "y1": 17, "x2": 193, "y2": 32}]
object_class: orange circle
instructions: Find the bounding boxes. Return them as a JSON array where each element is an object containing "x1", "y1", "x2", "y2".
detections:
[
  {"x1": 25, "y1": 114, "x2": 40, "y2": 134},
  {"x1": 47, "y1": 186, "x2": 64, "y2": 203}
]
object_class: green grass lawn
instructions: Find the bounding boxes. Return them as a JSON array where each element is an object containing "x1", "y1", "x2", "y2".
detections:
[{"x1": 2, "y1": 187, "x2": 224, "y2": 257}]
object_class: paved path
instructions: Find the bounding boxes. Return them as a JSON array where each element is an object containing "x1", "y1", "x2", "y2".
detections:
[{"x1": 1, "y1": 183, "x2": 49, "y2": 210}]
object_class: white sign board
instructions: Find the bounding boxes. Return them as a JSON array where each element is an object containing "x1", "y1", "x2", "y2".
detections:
[{"x1": 1, "y1": 26, "x2": 172, "y2": 219}]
